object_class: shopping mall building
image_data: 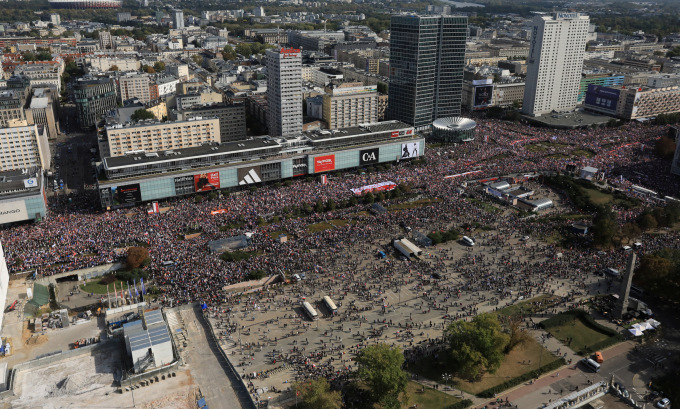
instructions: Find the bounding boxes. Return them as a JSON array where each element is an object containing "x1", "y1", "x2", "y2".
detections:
[{"x1": 96, "y1": 121, "x2": 424, "y2": 209}]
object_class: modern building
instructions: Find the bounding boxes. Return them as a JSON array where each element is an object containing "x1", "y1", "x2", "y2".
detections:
[
  {"x1": 165, "y1": 64, "x2": 189, "y2": 81},
  {"x1": 176, "y1": 102, "x2": 246, "y2": 142},
  {"x1": 97, "y1": 121, "x2": 423, "y2": 209},
  {"x1": 124, "y1": 309, "x2": 173, "y2": 373},
  {"x1": 387, "y1": 15, "x2": 468, "y2": 130},
  {"x1": 0, "y1": 89, "x2": 27, "y2": 127},
  {"x1": 583, "y1": 84, "x2": 680, "y2": 120},
  {"x1": 0, "y1": 120, "x2": 50, "y2": 171},
  {"x1": 266, "y1": 48, "x2": 303, "y2": 137},
  {"x1": 0, "y1": 169, "x2": 48, "y2": 225},
  {"x1": 73, "y1": 78, "x2": 118, "y2": 129},
  {"x1": 431, "y1": 117, "x2": 476, "y2": 142},
  {"x1": 578, "y1": 71, "x2": 625, "y2": 102},
  {"x1": 0, "y1": 240, "x2": 8, "y2": 334},
  {"x1": 172, "y1": 9, "x2": 184, "y2": 30},
  {"x1": 100, "y1": 117, "x2": 220, "y2": 158},
  {"x1": 322, "y1": 82, "x2": 378, "y2": 129},
  {"x1": 288, "y1": 30, "x2": 345, "y2": 52},
  {"x1": 522, "y1": 12, "x2": 590, "y2": 116}
]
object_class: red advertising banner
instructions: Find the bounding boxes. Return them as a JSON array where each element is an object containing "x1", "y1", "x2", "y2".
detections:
[
  {"x1": 194, "y1": 171, "x2": 220, "y2": 192},
  {"x1": 391, "y1": 131, "x2": 399, "y2": 138},
  {"x1": 314, "y1": 155, "x2": 335, "y2": 173}
]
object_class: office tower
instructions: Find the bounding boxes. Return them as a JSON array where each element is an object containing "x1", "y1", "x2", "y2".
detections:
[
  {"x1": 387, "y1": 15, "x2": 468, "y2": 130},
  {"x1": 118, "y1": 74, "x2": 152, "y2": 103},
  {"x1": 522, "y1": 12, "x2": 590, "y2": 116},
  {"x1": 73, "y1": 78, "x2": 117, "y2": 129},
  {"x1": 173, "y1": 9, "x2": 184, "y2": 30},
  {"x1": 266, "y1": 48, "x2": 302, "y2": 137}
]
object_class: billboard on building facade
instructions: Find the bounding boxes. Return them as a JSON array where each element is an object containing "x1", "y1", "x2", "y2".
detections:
[
  {"x1": 473, "y1": 85, "x2": 494, "y2": 108},
  {"x1": 0, "y1": 200, "x2": 28, "y2": 224},
  {"x1": 194, "y1": 172, "x2": 220, "y2": 192},
  {"x1": 111, "y1": 183, "x2": 142, "y2": 206},
  {"x1": 237, "y1": 166, "x2": 262, "y2": 185},
  {"x1": 314, "y1": 155, "x2": 335, "y2": 172},
  {"x1": 359, "y1": 148, "x2": 379, "y2": 165},
  {"x1": 174, "y1": 175, "x2": 195, "y2": 195},
  {"x1": 293, "y1": 162, "x2": 308, "y2": 177},
  {"x1": 401, "y1": 143, "x2": 419, "y2": 159},
  {"x1": 584, "y1": 85, "x2": 620, "y2": 110}
]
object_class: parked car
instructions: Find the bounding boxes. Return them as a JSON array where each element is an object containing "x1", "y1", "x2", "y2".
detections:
[{"x1": 656, "y1": 398, "x2": 671, "y2": 409}]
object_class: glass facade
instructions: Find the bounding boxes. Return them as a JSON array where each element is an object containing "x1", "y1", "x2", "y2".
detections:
[
  {"x1": 98, "y1": 139, "x2": 424, "y2": 209},
  {"x1": 387, "y1": 15, "x2": 468, "y2": 130}
]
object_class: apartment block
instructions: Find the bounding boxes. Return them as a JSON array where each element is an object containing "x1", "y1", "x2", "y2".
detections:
[
  {"x1": 322, "y1": 82, "x2": 378, "y2": 129},
  {"x1": 102, "y1": 117, "x2": 220, "y2": 158},
  {"x1": 0, "y1": 120, "x2": 50, "y2": 171}
]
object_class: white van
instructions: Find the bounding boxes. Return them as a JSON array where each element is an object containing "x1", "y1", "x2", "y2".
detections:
[
  {"x1": 462, "y1": 236, "x2": 475, "y2": 246},
  {"x1": 622, "y1": 245, "x2": 632, "y2": 252},
  {"x1": 581, "y1": 358, "x2": 600, "y2": 372}
]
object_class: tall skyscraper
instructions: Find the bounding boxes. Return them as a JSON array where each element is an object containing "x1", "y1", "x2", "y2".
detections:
[
  {"x1": 172, "y1": 9, "x2": 184, "y2": 29},
  {"x1": 522, "y1": 12, "x2": 590, "y2": 116},
  {"x1": 266, "y1": 48, "x2": 302, "y2": 137},
  {"x1": 387, "y1": 15, "x2": 468, "y2": 130}
]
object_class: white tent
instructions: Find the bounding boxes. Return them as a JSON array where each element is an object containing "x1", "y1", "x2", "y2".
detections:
[
  {"x1": 629, "y1": 328, "x2": 644, "y2": 337},
  {"x1": 646, "y1": 318, "x2": 661, "y2": 328},
  {"x1": 639, "y1": 321, "x2": 654, "y2": 331},
  {"x1": 632, "y1": 323, "x2": 645, "y2": 332}
]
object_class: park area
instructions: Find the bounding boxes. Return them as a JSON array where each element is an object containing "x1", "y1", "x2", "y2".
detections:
[
  {"x1": 539, "y1": 310, "x2": 622, "y2": 355},
  {"x1": 404, "y1": 381, "x2": 464, "y2": 409}
]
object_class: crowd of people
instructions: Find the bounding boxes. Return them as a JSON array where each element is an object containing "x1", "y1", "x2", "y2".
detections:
[{"x1": 0, "y1": 119, "x2": 676, "y2": 308}]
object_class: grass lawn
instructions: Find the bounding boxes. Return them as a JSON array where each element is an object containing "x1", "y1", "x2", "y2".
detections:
[
  {"x1": 526, "y1": 144, "x2": 549, "y2": 152},
  {"x1": 496, "y1": 294, "x2": 556, "y2": 318},
  {"x1": 572, "y1": 149, "x2": 595, "y2": 158},
  {"x1": 389, "y1": 198, "x2": 442, "y2": 211},
  {"x1": 270, "y1": 230, "x2": 289, "y2": 239},
  {"x1": 408, "y1": 338, "x2": 559, "y2": 395},
  {"x1": 581, "y1": 187, "x2": 613, "y2": 206},
  {"x1": 404, "y1": 381, "x2": 462, "y2": 409},
  {"x1": 307, "y1": 219, "x2": 351, "y2": 233},
  {"x1": 488, "y1": 153, "x2": 511, "y2": 161},
  {"x1": 544, "y1": 316, "x2": 612, "y2": 355},
  {"x1": 466, "y1": 198, "x2": 501, "y2": 214},
  {"x1": 546, "y1": 154, "x2": 570, "y2": 160},
  {"x1": 80, "y1": 278, "x2": 128, "y2": 295}
]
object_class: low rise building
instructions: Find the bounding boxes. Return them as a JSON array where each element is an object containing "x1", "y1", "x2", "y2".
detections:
[
  {"x1": 0, "y1": 169, "x2": 47, "y2": 226},
  {"x1": 584, "y1": 84, "x2": 680, "y2": 120},
  {"x1": 175, "y1": 102, "x2": 246, "y2": 142}
]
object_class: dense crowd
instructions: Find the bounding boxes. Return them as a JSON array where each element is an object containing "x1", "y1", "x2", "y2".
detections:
[{"x1": 0, "y1": 119, "x2": 677, "y2": 309}]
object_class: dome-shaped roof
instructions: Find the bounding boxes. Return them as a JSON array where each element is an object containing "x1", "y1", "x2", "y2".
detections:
[{"x1": 432, "y1": 117, "x2": 477, "y2": 131}]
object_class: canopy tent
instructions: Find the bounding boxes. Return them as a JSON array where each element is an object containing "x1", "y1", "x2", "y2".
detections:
[{"x1": 629, "y1": 328, "x2": 644, "y2": 337}]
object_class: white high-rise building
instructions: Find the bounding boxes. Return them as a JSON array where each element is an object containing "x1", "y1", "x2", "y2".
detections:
[
  {"x1": 172, "y1": 9, "x2": 184, "y2": 29},
  {"x1": 523, "y1": 12, "x2": 590, "y2": 116},
  {"x1": 266, "y1": 48, "x2": 302, "y2": 137}
]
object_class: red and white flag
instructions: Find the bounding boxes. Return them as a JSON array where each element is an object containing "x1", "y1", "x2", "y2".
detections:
[{"x1": 321, "y1": 174, "x2": 328, "y2": 185}]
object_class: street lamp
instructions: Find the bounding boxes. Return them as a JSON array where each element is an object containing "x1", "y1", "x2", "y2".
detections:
[{"x1": 442, "y1": 373, "x2": 451, "y2": 390}]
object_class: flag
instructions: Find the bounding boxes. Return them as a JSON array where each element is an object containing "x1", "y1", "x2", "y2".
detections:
[
  {"x1": 107, "y1": 284, "x2": 110, "y2": 307},
  {"x1": 133, "y1": 279, "x2": 139, "y2": 298},
  {"x1": 140, "y1": 277, "x2": 146, "y2": 295},
  {"x1": 321, "y1": 174, "x2": 327, "y2": 185},
  {"x1": 484, "y1": 134, "x2": 488, "y2": 142},
  {"x1": 152, "y1": 201, "x2": 160, "y2": 213},
  {"x1": 127, "y1": 281, "x2": 132, "y2": 300},
  {"x1": 113, "y1": 281, "x2": 117, "y2": 301}
]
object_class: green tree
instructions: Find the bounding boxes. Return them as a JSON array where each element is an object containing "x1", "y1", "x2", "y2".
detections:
[
  {"x1": 223, "y1": 44, "x2": 237, "y2": 60},
  {"x1": 355, "y1": 344, "x2": 409, "y2": 409},
  {"x1": 325, "y1": 199, "x2": 336, "y2": 212},
  {"x1": 446, "y1": 314, "x2": 509, "y2": 381},
  {"x1": 377, "y1": 81, "x2": 387, "y2": 94},
  {"x1": 315, "y1": 199, "x2": 325, "y2": 213},
  {"x1": 294, "y1": 378, "x2": 342, "y2": 409},
  {"x1": 235, "y1": 42, "x2": 252, "y2": 56},
  {"x1": 153, "y1": 61, "x2": 166, "y2": 72},
  {"x1": 142, "y1": 65, "x2": 155, "y2": 74},
  {"x1": 126, "y1": 247, "x2": 150, "y2": 270},
  {"x1": 638, "y1": 213, "x2": 658, "y2": 231},
  {"x1": 130, "y1": 109, "x2": 156, "y2": 122},
  {"x1": 363, "y1": 192, "x2": 375, "y2": 204},
  {"x1": 592, "y1": 206, "x2": 618, "y2": 247},
  {"x1": 655, "y1": 136, "x2": 676, "y2": 160}
]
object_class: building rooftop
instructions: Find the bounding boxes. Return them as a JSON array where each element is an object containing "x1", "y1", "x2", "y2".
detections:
[
  {"x1": 0, "y1": 168, "x2": 41, "y2": 195},
  {"x1": 104, "y1": 138, "x2": 281, "y2": 169},
  {"x1": 303, "y1": 120, "x2": 412, "y2": 142}
]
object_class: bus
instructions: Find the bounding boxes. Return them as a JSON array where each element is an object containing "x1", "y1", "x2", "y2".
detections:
[
  {"x1": 323, "y1": 296, "x2": 338, "y2": 314},
  {"x1": 302, "y1": 301, "x2": 318, "y2": 321},
  {"x1": 462, "y1": 236, "x2": 475, "y2": 246}
]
